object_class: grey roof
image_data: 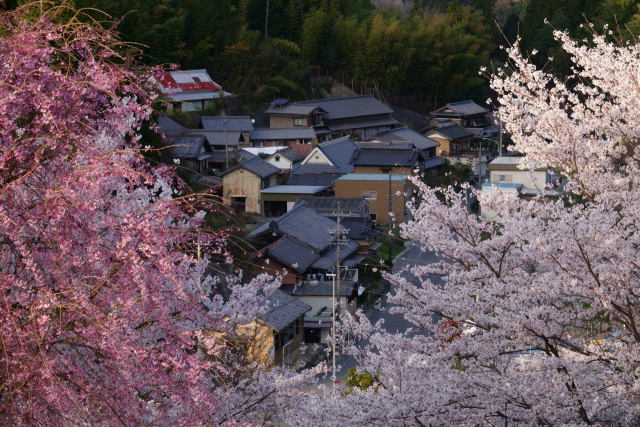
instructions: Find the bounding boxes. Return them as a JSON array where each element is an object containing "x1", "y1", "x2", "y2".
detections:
[
  {"x1": 341, "y1": 218, "x2": 380, "y2": 240},
  {"x1": 371, "y1": 127, "x2": 440, "y2": 150},
  {"x1": 158, "y1": 114, "x2": 187, "y2": 135},
  {"x1": 427, "y1": 124, "x2": 474, "y2": 140},
  {"x1": 220, "y1": 156, "x2": 279, "y2": 178},
  {"x1": 423, "y1": 157, "x2": 446, "y2": 169},
  {"x1": 248, "y1": 202, "x2": 338, "y2": 251},
  {"x1": 296, "y1": 197, "x2": 370, "y2": 218},
  {"x1": 272, "y1": 147, "x2": 304, "y2": 162},
  {"x1": 432, "y1": 100, "x2": 489, "y2": 117},
  {"x1": 200, "y1": 116, "x2": 254, "y2": 132},
  {"x1": 292, "y1": 163, "x2": 341, "y2": 175},
  {"x1": 351, "y1": 146, "x2": 419, "y2": 167},
  {"x1": 235, "y1": 149, "x2": 258, "y2": 162},
  {"x1": 266, "y1": 237, "x2": 319, "y2": 273},
  {"x1": 297, "y1": 95, "x2": 394, "y2": 120},
  {"x1": 266, "y1": 103, "x2": 323, "y2": 116},
  {"x1": 259, "y1": 289, "x2": 310, "y2": 331},
  {"x1": 260, "y1": 185, "x2": 327, "y2": 194},
  {"x1": 187, "y1": 130, "x2": 241, "y2": 147},
  {"x1": 311, "y1": 240, "x2": 359, "y2": 270},
  {"x1": 251, "y1": 127, "x2": 316, "y2": 140},
  {"x1": 317, "y1": 137, "x2": 357, "y2": 173},
  {"x1": 286, "y1": 174, "x2": 342, "y2": 187},
  {"x1": 166, "y1": 134, "x2": 207, "y2": 158},
  {"x1": 290, "y1": 281, "x2": 355, "y2": 297},
  {"x1": 326, "y1": 116, "x2": 399, "y2": 131}
]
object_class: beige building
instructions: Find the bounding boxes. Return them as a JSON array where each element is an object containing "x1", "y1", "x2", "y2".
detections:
[
  {"x1": 335, "y1": 173, "x2": 409, "y2": 224},
  {"x1": 488, "y1": 156, "x2": 548, "y2": 191},
  {"x1": 221, "y1": 157, "x2": 279, "y2": 214}
]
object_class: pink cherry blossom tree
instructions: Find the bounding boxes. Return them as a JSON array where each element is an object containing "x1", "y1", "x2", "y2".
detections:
[
  {"x1": 0, "y1": 2, "x2": 297, "y2": 425},
  {"x1": 284, "y1": 29, "x2": 640, "y2": 425}
]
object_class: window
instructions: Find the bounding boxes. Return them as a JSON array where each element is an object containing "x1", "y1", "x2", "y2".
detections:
[
  {"x1": 274, "y1": 155, "x2": 281, "y2": 162},
  {"x1": 212, "y1": 145, "x2": 225, "y2": 151},
  {"x1": 299, "y1": 139, "x2": 311, "y2": 144},
  {"x1": 293, "y1": 117, "x2": 305, "y2": 126},
  {"x1": 362, "y1": 191, "x2": 377, "y2": 200},
  {"x1": 498, "y1": 174, "x2": 512, "y2": 183},
  {"x1": 370, "y1": 213, "x2": 377, "y2": 222},
  {"x1": 262, "y1": 177, "x2": 271, "y2": 189}
]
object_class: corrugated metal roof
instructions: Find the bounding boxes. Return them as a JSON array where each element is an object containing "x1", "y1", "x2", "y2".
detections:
[
  {"x1": 156, "y1": 69, "x2": 221, "y2": 93},
  {"x1": 298, "y1": 95, "x2": 393, "y2": 120},
  {"x1": 260, "y1": 185, "x2": 327, "y2": 194},
  {"x1": 200, "y1": 116, "x2": 254, "y2": 132},
  {"x1": 259, "y1": 289, "x2": 310, "y2": 331},
  {"x1": 337, "y1": 173, "x2": 407, "y2": 181},
  {"x1": 371, "y1": 127, "x2": 440, "y2": 150},
  {"x1": 251, "y1": 127, "x2": 316, "y2": 140}
]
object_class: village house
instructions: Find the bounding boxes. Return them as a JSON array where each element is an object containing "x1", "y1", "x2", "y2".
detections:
[
  {"x1": 425, "y1": 121, "x2": 488, "y2": 177},
  {"x1": 220, "y1": 157, "x2": 279, "y2": 214},
  {"x1": 296, "y1": 197, "x2": 379, "y2": 251},
  {"x1": 334, "y1": 174, "x2": 410, "y2": 225},
  {"x1": 487, "y1": 156, "x2": 549, "y2": 192},
  {"x1": 200, "y1": 116, "x2": 254, "y2": 147},
  {"x1": 431, "y1": 100, "x2": 489, "y2": 129},
  {"x1": 248, "y1": 202, "x2": 360, "y2": 284},
  {"x1": 261, "y1": 185, "x2": 329, "y2": 217},
  {"x1": 265, "y1": 147, "x2": 304, "y2": 172},
  {"x1": 289, "y1": 136, "x2": 357, "y2": 188},
  {"x1": 265, "y1": 96, "x2": 399, "y2": 141},
  {"x1": 367, "y1": 126, "x2": 444, "y2": 171},
  {"x1": 234, "y1": 289, "x2": 310, "y2": 367},
  {"x1": 250, "y1": 127, "x2": 318, "y2": 157},
  {"x1": 351, "y1": 141, "x2": 421, "y2": 175},
  {"x1": 155, "y1": 69, "x2": 230, "y2": 112}
]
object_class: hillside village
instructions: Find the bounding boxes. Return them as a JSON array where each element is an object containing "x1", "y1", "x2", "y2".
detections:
[{"x1": 154, "y1": 68, "x2": 558, "y2": 368}]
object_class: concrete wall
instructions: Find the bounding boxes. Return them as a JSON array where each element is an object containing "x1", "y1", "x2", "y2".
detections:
[
  {"x1": 222, "y1": 169, "x2": 263, "y2": 213},
  {"x1": 489, "y1": 169, "x2": 547, "y2": 191},
  {"x1": 335, "y1": 179, "x2": 407, "y2": 224}
]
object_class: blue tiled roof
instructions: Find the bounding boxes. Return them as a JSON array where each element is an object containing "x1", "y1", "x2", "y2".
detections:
[
  {"x1": 200, "y1": 116, "x2": 254, "y2": 132},
  {"x1": 220, "y1": 156, "x2": 279, "y2": 178},
  {"x1": 266, "y1": 237, "x2": 319, "y2": 273},
  {"x1": 351, "y1": 146, "x2": 419, "y2": 167},
  {"x1": 259, "y1": 289, "x2": 310, "y2": 331},
  {"x1": 318, "y1": 137, "x2": 357, "y2": 173},
  {"x1": 371, "y1": 127, "x2": 440, "y2": 150},
  {"x1": 297, "y1": 95, "x2": 394, "y2": 120}
]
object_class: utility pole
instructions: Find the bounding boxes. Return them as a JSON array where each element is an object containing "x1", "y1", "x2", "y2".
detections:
[
  {"x1": 329, "y1": 202, "x2": 348, "y2": 384},
  {"x1": 498, "y1": 119, "x2": 503, "y2": 157},
  {"x1": 387, "y1": 172, "x2": 392, "y2": 265}
]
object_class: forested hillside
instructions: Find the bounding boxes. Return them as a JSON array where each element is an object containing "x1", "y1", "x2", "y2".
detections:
[{"x1": 8, "y1": 0, "x2": 640, "y2": 110}]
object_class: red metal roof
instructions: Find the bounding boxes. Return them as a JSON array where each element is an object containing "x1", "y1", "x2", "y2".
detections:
[{"x1": 155, "y1": 71, "x2": 221, "y2": 92}]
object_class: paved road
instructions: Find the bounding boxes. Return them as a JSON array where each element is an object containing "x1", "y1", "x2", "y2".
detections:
[{"x1": 319, "y1": 241, "x2": 445, "y2": 384}]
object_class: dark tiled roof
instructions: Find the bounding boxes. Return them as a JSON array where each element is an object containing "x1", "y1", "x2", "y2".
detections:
[
  {"x1": 220, "y1": 156, "x2": 279, "y2": 178},
  {"x1": 291, "y1": 163, "x2": 341, "y2": 175},
  {"x1": 259, "y1": 289, "x2": 310, "y2": 331},
  {"x1": 266, "y1": 237, "x2": 319, "y2": 273},
  {"x1": 166, "y1": 134, "x2": 207, "y2": 158},
  {"x1": 317, "y1": 137, "x2": 357, "y2": 173},
  {"x1": 341, "y1": 217, "x2": 380, "y2": 240},
  {"x1": 296, "y1": 197, "x2": 370, "y2": 218},
  {"x1": 432, "y1": 100, "x2": 489, "y2": 117},
  {"x1": 298, "y1": 95, "x2": 393, "y2": 120},
  {"x1": 423, "y1": 157, "x2": 445, "y2": 169},
  {"x1": 251, "y1": 127, "x2": 316, "y2": 140},
  {"x1": 311, "y1": 240, "x2": 359, "y2": 270},
  {"x1": 351, "y1": 147, "x2": 419, "y2": 167},
  {"x1": 158, "y1": 114, "x2": 187, "y2": 135},
  {"x1": 427, "y1": 124, "x2": 473, "y2": 141},
  {"x1": 274, "y1": 147, "x2": 304, "y2": 162},
  {"x1": 265, "y1": 103, "x2": 322, "y2": 116},
  {"x1": 286, "y1": 174, "x2": 342, "y2": 187},
  {"x1": 248, "y1": 202, "x2": 337, "y2": 251},
  {"x1": 289, "y1": 281, "x2": 355, "y2": 297},
  {"x1": 326, "y1": 116, "x2": 399, "y2": 131},
  {"x1": 200, "y1": 116, "x2": 254, "y2": 132},
  {"x1": 187, "y1": 130, "x2": 241, "y2": 147},
  {"x1": 371, "y1": 127, "x2": 439, "y2": 150}
]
